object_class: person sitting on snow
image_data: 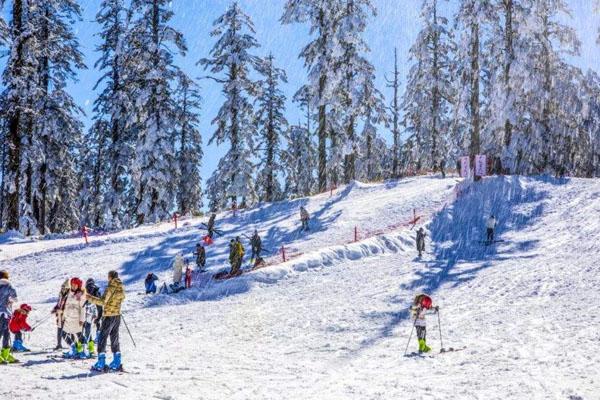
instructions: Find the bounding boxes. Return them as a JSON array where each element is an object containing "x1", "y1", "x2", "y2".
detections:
[
  {"x1": 410, "y1": 294, "x2": 439, "y2": 353},
  {"x1": 9, "y1": 303, "x2": 32, "y2": 352},
  {"x1": 145, "y1": 273, "x2": 159, "y2": 294}
]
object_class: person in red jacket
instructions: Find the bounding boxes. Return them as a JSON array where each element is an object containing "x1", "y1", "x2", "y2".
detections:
[{"x1": 9, "y1": 304, "x2": 32, "y2": 352}]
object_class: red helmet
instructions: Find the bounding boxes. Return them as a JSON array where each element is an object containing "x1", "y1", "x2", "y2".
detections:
[
  {"x1": 70, "y1": 277, "x2": 83, "y2": 288},
  {"x1": 420, "y1": 295, "x2": 433, "y2": 309},
  {"x1": 20, "y1": 304, "x2": 32, "y2": 312}
]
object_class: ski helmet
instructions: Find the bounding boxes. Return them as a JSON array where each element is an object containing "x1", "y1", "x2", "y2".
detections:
[
  {"x1": 0, "y1": 270, "x2": 8, "y2": 279},
  {"x1": 20, "y1": 304, "x2": 32, "y2": 312},
  {"x1": 420, "y1": 295, "x2": 433, "y2": 309},
  {"x1": 70, "y1": 277, "x2": 83, "y2": 288}
]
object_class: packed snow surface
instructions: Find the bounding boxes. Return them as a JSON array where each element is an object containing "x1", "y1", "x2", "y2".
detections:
[{"x1": 0, "y1": 175, "x2": 598, "y2": 400}]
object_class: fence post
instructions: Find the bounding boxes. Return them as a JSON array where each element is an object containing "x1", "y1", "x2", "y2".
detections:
[
  {"x1": 354, "y1": 226, "x2": 358, "y2": 242},
  {"x1": 281, "y1": 246, "x2": 286, "y2": 263},
  {"x1": 173, "y1": 213, "x2": 178, "y2": 229}
]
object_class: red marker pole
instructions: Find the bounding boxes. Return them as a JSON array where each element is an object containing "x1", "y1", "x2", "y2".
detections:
[{"x1": 82, "y1": 226, "x2": 89, "y2": 245}]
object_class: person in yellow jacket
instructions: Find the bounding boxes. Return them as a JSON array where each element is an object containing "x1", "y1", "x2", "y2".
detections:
[
  {"x1": 87, "y1": 270, "x2": 125, "y2": 371},
  {"x1": 230, "y1": 237, "x2": 245, "y2": 275}
]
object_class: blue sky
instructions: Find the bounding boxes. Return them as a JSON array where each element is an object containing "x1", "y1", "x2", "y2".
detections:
[{"x1": 31, "y1": 1, "x2": 600, "y2": 181}]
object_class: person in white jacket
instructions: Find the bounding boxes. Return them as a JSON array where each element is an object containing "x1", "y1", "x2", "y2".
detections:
[
  {"x1": 486, "y1": 215, "x2": 497, "y2": 243},
  {"x1": 172, "y1": 253, "x2": 184, "y2": 285},
  {"x1": 61, "y1": 277, "x2": 87, "y2": 359}
]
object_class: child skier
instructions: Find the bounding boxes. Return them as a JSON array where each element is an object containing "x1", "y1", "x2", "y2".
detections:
[
  {"x1": 85, "y1": 279, "x2": 103, "y2": 338},
  {"x1": 185, "y1": 261, "x2": 193, "y2": 289},
  {"x1": 0, "y1": 270, "x2": 19, "y2": 364},
  {"x1": 410, "y1": 294, "x2": 439, "y2": 353},
  {"x1": 82, "y1": 298, "x2": 98, "y2": 357},
  {"x1": 61, "y1": 277, "x2": 87, "y2": 359},
  {"x1": 9, "y1": 303, "x2": 32, "y2": 352}
]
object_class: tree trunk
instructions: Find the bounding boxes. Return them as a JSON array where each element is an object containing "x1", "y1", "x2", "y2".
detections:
[
  {"x1": 391, "y1": 48, "x2": 400, "y2": 178},
  {"x1": 431, "y1": 0, "x2": 440, "y2": 171},
  {"x1": 469, "y1": 21, "x2": 481, "y2": 163}
]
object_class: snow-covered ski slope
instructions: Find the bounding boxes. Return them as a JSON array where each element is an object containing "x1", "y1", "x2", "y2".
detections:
[{"x1": 1, "y1": 175, "x2": 599, "y2": 400}]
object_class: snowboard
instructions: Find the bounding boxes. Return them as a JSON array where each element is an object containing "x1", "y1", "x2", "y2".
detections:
[{"x1": 213, "y1": 269, "x2": 243, "y2": 280}]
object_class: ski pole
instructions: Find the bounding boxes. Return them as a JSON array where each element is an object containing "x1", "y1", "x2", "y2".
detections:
[
  {"x1": 437, "y1": 308, "x2": 445, "y2": 352},
  {"x1": 30, "y1": 313, "x2": 54, "y2": 330},
  {"x1": 121, "y1": 314, "x2": 137, "y2": 348},
  {"x1": 404, "y1": 314, "x2": 418, "y2": 356}
]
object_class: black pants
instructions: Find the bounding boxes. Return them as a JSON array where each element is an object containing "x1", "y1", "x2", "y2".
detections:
[
  {"x1": 487, "y1": 228, "x2": 494, "y2": 242},
  {"x1": 62, "y1": 331, "x2": 83, "y2": 346},
  {"x1": 416, "y1": 326, "x2": 427, "y2": 341},
  {"x1": 98, "y1": 316, "x2": 121, "y2": 354},
  {"x1": 251, "y1": 248, "x2": 260, "y2": 260},
  {"x1": 14, "y1": 331, "x2": 23, "y2": 341},
  {"x1": 0, "y1": 316, "x2": 10, "y2": 348},
  {"x1": 83, "y1": 322, "x2": 93, "y2": 342}
]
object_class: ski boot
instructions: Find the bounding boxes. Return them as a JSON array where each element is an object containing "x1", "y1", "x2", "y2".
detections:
[
  {"x1": 1, "y1": 347, "x2": 19, "y2": 363},
  {"x1": 418, "y1": 339, "x2": 431, "y2": 353},
  {"x1": 63, "y1": 343, "x2": 78, "y2": 359},
  {"x1": 75, "y1": 342, "x2": 87, "y2": 359},
  {"x1": 91, "y1": 353, "x2": 107, "y2": 372},
  {"x1": 87, "y1": 340, "x2": 96, "y2": 357},
  {"x1": 108, "y1": 352, "x2": 122, "y2": 371},
  {"x1": 12, "y1": 339, "x2": 30, "y2": 352}
]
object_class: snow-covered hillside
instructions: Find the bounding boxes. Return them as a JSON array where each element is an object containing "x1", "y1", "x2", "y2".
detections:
[{"x1": 1, "y1": 175, "x2": 599, "y2": 400}]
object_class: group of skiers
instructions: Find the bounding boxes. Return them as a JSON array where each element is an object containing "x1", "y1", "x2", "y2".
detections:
[{"x1": 0, "y1": 268, "x2": 126, "y2": 372}]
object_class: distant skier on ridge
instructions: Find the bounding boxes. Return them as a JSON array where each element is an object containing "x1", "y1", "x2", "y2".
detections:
[
  {"x1": 300, "y1": 206, "x2": 310, "y2": 231},
  {"x1": 416, "y1": 228, "x2": 426, "y2": 257},
  {"x1": 486, "y1": 214, "x2": 497, "y2": 243}
]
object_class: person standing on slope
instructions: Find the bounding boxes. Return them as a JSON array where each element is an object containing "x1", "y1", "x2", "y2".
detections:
[
  {"x1": 85, "y1": 278, "x2": 103, "y2": 341},
  {"x1": 194, "y1": 243, "x2": 206, "y2": 270},
  {"x1": 206, "y1": 213, "x2": 217, "y2": 239},
  {"x1": 9, "y1": 303, "x2": 33, "y2": 352},
  {"x1": 486, "y1": 215, "x2": 497, "y2": 243},
  {"x1": 82, "y1": 297, "x2": 98, "y2": 357},
  {"x1": 410, "y1": 294, "x2": 439, "y2": 353},
  {"x1": 416, "y1": 228, "x2": 426, "y2": 258},
  {"x1": 172, "y1": 253, "x2": 184, "y2": 288},
  {"x1": 88, "y1": 270, "x2": 125, "y2": 372},
  {"x1": 61, "y1": 277, "x2": 87, "y2": 359},
  {"x1": 300, "y1": 206, "x2": 310, "y2": 231},
  {"x1": 0, "y1": 270, "x2": 19, "y2": 364},
  {"x1": 52, "y1": 279, "x2": 70, "y2": 350},
  {"x1": 250, "y1": 230, "x2": 262, "y2": 262}
]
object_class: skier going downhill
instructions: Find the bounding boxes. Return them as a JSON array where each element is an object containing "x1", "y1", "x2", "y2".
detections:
[
  {"x1": 486, "y1": 214, "x2": 497, "y2": 243},
  {"x1": 416, "y1": 228, "x2": 426, "y2": 257},
  {"x1": 250, "y1": 230, "x2": 262, "y2": 262},
  {"x1": 300, "y1": 206, "x2": 310, "y2": 231},
  {"x1": 88, "y1": 270, "x2": 125, "y2": 372},
  {"x1": 9, "y1": 304, "x2": 32, "y2": 352},
  {"x1": 410, "y1": 294, "x2": 439, "y2": 353},
  {"x1": 0, "y1": 270, "x2": 19, "y2": 364}
]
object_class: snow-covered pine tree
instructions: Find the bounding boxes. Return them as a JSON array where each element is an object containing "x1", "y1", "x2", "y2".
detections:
[
  {"x1": 402, "y1": 0, "x2": 455, "y2": 173},
  {"x1": 32, "y1": 0, "x2": 86, "y2": 233},
  {"x1": 175, "y1": 73, "x2": 203, "y2": 216},
  {"x1": 90, "y1": 0, "x2": 135, "y2": 229},
  {"x1": 282, "y1": 0, "x2": 343, "y2": 192},
  {"x1": 386, "y1": 48, "x2": 401, "y2": 178},
  {"x1": 504, "y1": 0, "x2": 580, "y2": 174},
  {"x1": 255, "y1": 54, "x2": 288, "y2": 203},
  {"x1": 80, "y1": 120, "x2": 109, "y2": 227},
  {"x1": 128, "y1": 0, "x2": 187, "y2": 224},
  {"x1": 200, "y1": 2, "x2": 261, "y2": 211}
]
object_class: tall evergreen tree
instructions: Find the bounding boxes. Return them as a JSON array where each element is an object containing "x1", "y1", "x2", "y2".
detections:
[
  {"x1": 175, "y1": 73, "x2": 203, "y2": 216},
  {"x1": 200, "y1": 2, "x2": 261, "y2": 211},
  {"x1": 402, "y1": 0, "x2": 455, "y2": 173},
  {"x1": 386, "y1": 48, "x2": 401, "y2": 178},
  {"x1": 255, "y1": 54, "x2": 288, "y2": 202},
  {"x1": 282, "y1": 0, "x2": 342, "y2": 192},
  {"x1": 128, "y1": 0, "x2": 187, "y2": 224}
]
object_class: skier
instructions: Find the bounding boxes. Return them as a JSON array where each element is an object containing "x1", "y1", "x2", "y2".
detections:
[
  {"x1": 416, "y1": 228, "x2": 426, "y2": 258},
  {"x1": 300, "y1": 206, "x2": 310, "y2": 231},
  {"x1": 51, "y1": 279, "x2": 70, "y2": 350},
  {"x1": 85, "y1": 279, "x2": 103, "y2": 342},
  {"x1": 61, "y1": 277, "x2": 87, "y2": 359},
  {"x1": 88, "y1": 270, "x2": 125, "y2": 372},
  {"x1": 486, "y1": 214, "x2": 497, "y2": 243},
  {"x1": 230, "y1": 237, "x2": 245, "y2": 275},
  {"x1": 185, "y1": 260, "x2": 193, "y2": 289},
  {"x1": 410, "y1": 294, "x2": 439, "y2": 353},
  {"x1": 145, "y1": 273, "x2": 159, "y2": 294},
  {"x1": 9, "y1": 303, "x2": 32, "y2": 352},
  {"x1": 250, "y1": 230, "x2": 262, "y2": 262},
  {"x1": 194, "y1": 243, "x2": 206, "y2": 270},
  {"x1": 82, "y1": 298, "x2": 98, "y2": 356},
  {"x1": 228, "y1": 239, "x2": 236, "y2": 272},
  {"x1": 231, "y1": 198, "x2": 237, "y2": 217},
  {"x1": 0, "y1": 270, "x2": 19, "y2": 364},
  {"x1": 172, "y1": 253, "x2": 184, "y2": 291},
  {"x1": 206, "y1": 213, "x2": 216, "y2": 239}
]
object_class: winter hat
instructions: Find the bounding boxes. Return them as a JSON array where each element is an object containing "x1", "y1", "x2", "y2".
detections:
[
  {"x1": 0, "y1": 270, "x2": 8, "y2": 279},
  {"x1": 20, "y1": 304, "x2": 32, "y2": 312},
  {"x1": 108, "y1": 270, "x2": 119, "y2": 280},
  {"x1": 70, "y1": 277, "x2": 83, "y2": 288}
]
